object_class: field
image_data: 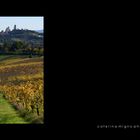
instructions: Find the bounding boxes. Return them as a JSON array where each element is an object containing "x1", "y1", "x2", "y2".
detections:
[{"x1": 0, "y1": 55, "x2": 44, "y2": 124}]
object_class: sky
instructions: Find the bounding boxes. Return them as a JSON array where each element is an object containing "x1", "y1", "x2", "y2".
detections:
[{"x1": 0, "y1": 17, "x2": 44, "y2": 31}]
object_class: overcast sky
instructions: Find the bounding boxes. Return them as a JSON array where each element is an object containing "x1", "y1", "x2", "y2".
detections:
[{"x1": 0, "y1": 16, "x2": 44, "y2": 31}]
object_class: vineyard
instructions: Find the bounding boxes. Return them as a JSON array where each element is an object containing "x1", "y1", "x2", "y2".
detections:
[{"x1": 0, "y1": 55, "x2": 44, "y2": 124}]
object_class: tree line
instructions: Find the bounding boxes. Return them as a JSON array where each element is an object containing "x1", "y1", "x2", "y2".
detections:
[{"x1": 0, "y1": 41, "x2": 44, "y2": 56}]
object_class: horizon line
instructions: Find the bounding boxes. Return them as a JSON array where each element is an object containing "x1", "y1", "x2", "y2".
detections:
[{"x1": 0, "y1": 26, "x2": 43, "y2": 32}]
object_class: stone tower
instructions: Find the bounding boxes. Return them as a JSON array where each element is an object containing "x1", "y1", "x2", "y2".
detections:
[
  {"x1": 14, "y1": 25, "x2": 16, "y2": 30},
  {"x1": 5, "y1": 27, "x2": 10, "y2": 33}
]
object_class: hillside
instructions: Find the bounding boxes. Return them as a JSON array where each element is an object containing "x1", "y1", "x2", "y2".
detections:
[
  {"x1": 0, "y1": 29, "x2": 43, "y2": 46},
  {"x1": 0, "y1": 55, "x2": 44, "y2": 124},
  {"x1": 36, "y1": 30, "x2": 43, "y2": 33},
  {"x1": 0, "y1": 27, "x2": 44, "y2": 55}
]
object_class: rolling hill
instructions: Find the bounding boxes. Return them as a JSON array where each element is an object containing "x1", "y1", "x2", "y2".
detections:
[{"x1": 0, "y1": 29, "x2": 43, "y2": 46}]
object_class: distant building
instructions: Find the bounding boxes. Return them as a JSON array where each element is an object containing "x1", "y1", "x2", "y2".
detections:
[
  {"x1": 5, "y1": 27, "x2": 10, "y2": 33},
  {"x1": 0, "y1": 30, "x2": 4, "y2": 33},
  {"x1": 14, "y1": 25, "x2": 16, "y2": 30}
]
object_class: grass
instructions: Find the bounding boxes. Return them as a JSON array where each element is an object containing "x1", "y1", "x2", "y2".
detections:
[
  {"x1": 0, "y1": 94, "x2": 29, "y2": 124},
  {"x1": 0, "y1": 55, "x2": 13, "y2": 61}
]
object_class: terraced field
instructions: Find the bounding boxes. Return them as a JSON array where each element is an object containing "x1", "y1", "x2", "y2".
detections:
[{"x1": 0, "y1": 55, "x2": 44, "y2": 124}]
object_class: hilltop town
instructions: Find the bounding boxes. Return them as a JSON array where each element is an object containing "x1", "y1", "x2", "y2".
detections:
[
  {"x1": 0, "y1": 25, "x2": 21, "y2": 34},
  {"x1": 0, "y1": 25, "x2": 43, "y2": 46},
  {"x1": 0, "y1": 25, "x2": 43, "y2": 55}
]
